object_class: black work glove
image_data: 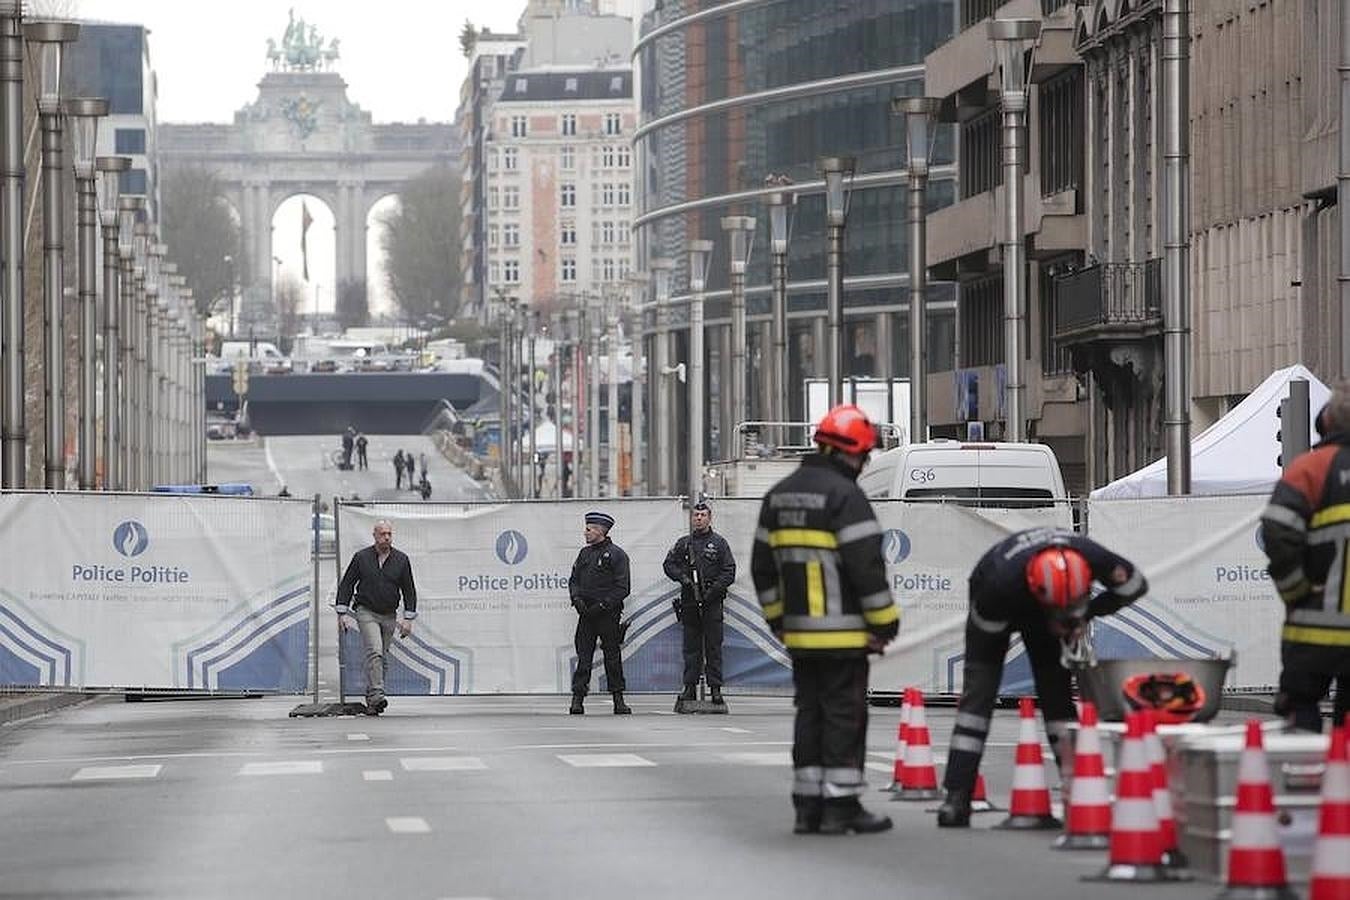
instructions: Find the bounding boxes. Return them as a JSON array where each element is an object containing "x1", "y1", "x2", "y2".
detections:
[
  {"x1": 703, "y1": 585, "x2": 727, "y2": 605},
  {"x1": 672, "y1": 599, "x2": 684, "y2": 623},
  {"x1": 572, "y1": 599, "x2": 588, "y2": 616}
]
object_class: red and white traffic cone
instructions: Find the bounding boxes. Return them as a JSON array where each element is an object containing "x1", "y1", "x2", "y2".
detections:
[
  {"x1": 883, "y1": 688, "x2": 911, "y2": 793},
  {"x1": 897, "y1": 688, "x2": 940, "y2": 801},
  {"x1": 1309, "y1": 725, "x2": 1350, "y2": 900},
  {"x1": 972, "y1": 772, "x2": 998, "y2": 813},
  {"x1": 1087, "y1": 711, "x2": 1181, "y2": 882},
  {"x1": 1216, "y1": 719, "x2": 1297, "y2": 899},
  {"x1": 997, "y1": 696, "x2": 1062, "y2": 830},
  {"x1": 1140, "y1": 710, "x2": 1189, "y2": 870},
  {"x1": 1054, "y1": 700, "x2": 1111, "y2": 849}
]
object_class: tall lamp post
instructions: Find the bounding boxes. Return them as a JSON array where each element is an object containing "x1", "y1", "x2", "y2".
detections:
[
  {"x1": 764, "y1": 184, "x2": 795, "y2": 447},
  {"x1": 26, "y1": 20, "x2": 81, "y2": 488},
  {"x1": 1162, "y1": 0, "x2": 1191, "y2": 493},
  {"x1": 989, "y1": 18, "x2": 1040, "y2": 443},
  {"x1": 68, "y1": 97, "x2": 107, "y2": 490},
  {"x1": 894, "y1": 96, "x2": 943, "y2": 445},
  {"x1": 720, "y1": 215, "x2": 756, "y2": 459},
  {"x1": 625, "y1": 272, "x2": 649, "y2": 496},
  {"x1": 687, "y1": 240, "x2": 714, "y2": 502},
  {"x1": 117, "y1": 198, "x2": 144, "y2": 488},
  {"x1": 818, "y1": 156, "x2": 855, "y2": 408},
  {"x1": 97, "y1": 156, "x2": 129, "y2": 489},
  {"x1": 0, "y1": 0, "x2": 24, "y2": 487},
  {"x1": 649, "y1": 259, "x2": 674, "y2": 495}
]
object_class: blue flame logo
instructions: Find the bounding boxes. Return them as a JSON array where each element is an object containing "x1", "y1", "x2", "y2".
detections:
[
  {"x1": 883, "y1": 529, "x2": 911, "y2": 564},
  {"x1": 113, "y1": 520, "x2": 150, "y2": 558},
  {"x1": 496, "y1": 530, "x2": 528, "y2": 565},
  {"x1": 1254, "y1": 523, "x2": 1265, "y2": 553}
]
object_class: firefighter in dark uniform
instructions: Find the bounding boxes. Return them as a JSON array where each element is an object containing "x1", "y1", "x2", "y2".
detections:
[
  {"x1": 936, "y1": 528, "x2": 1148, "y2": 827},
  {"x1": 568, "y1": 510, "x2": 632, "y2": 715},
  {"x1": 750, "y1": 404, "x2": 899, "y2": 835},
  {"x1": 664, "y1": 501, "x2": 737, "y2": 704},
  {"x1": 1260, "y1": 386, "x2": 1350, "y2": 733}
]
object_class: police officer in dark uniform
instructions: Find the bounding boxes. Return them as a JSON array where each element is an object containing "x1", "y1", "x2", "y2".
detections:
[
  {"x1": 663, "y1": 501, "x2": 737, "y2": 704},
  {"x1": 936, "y1": 527, "x2": 1148, "y2": 827},
  {"x1": 568, "y1": 510, "x2": 632, "y2": 715},
  {"x1": 1260, "y1": 384, "x2": 1350, "y2": 732},
  {"x1": 751, "y1": 404, "x2": 899, "y2": 836}
]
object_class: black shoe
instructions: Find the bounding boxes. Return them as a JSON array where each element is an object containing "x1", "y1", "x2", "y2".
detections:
[
  {"x1": 936, "y1": 789, "x2": 973, "y2": 828},
  {"x1": 364, "y1": 698, "x2": 386, "y2": 716},
  {"x1": 612, "y1": 692, "x2": 632, "y2": 715},
  {"x1": 819, "y1": 798, "x2": 892, "y2": 835},
  {"x1": 678, "y1": 685, "x2": 697, "y2": 702},
  {"x1": 569, "y1": 693, "x2": 585, "y2": 715},
  {"x1": 709, "y1": 686, "x2": 725, "y2": 704},
  {"x1": 793, "y1": 796, "x2": 823, "y2": 834}
]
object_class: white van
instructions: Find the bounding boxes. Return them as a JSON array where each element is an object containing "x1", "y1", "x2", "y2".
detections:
[
  {"x1": 220, "y1": 340, "x2": 284, "y2": 360},
  {"x1": 857, "y1": 440, "x2": 1068, "y2": 508}
]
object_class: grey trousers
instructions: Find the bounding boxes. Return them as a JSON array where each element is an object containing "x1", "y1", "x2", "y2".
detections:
[{"x1": 354, "y1": 606, "x2": 397, "y2": 703}]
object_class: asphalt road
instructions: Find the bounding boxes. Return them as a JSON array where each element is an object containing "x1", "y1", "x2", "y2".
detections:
[{"x1": 0, "y1": 696, "x2": 1251, "y2": 900}]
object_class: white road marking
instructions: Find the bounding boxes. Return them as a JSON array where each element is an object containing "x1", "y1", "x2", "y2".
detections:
[
  {"x1": 363, "y1": 770, "x2": 394, "y2": 781},
  {"x1": 720, "y1": 727, "x2": 753, "y2": 734},
  {"x1": 721, "y1": 752, "x2": 791, "y2": 766},
  {"x1": 347, "y1": 733, "x2": 370, "y2": 741},
  {"x1": 238, "y1": 761, "x2": 323, "y2": 776},
  {"x1": 71, "y1": 764, "x2": 161, "y2": 781},
  {"x1": 557, "y1": 753, "x2": 656, "y2": 768},
  {"x1": 385, "y1": 817, "x2": 431, "y2": 834},
  {"x1": 865, "y1": 761, "x2": 892, "y2": 775},
  {"x1": 400, "y1": 756, "x2": 487, "y2": 772}
]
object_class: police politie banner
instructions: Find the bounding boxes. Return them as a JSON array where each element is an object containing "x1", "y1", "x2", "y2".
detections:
[{"x1": 0, "y1": 492, "x2": 313, "y2": 691}]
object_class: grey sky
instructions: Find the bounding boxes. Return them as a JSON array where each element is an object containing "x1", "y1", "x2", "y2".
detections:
[{"x1": 71, "y1": 1, "x2": 529, "y2": 124}]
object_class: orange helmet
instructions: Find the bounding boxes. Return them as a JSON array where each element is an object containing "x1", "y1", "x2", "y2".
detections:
[
  {"x1": 1121, "y1": 672, "x2": 1206, "y2": 724},
  {"x1": 1025, "y1": 546, "x2": 1093, "y2": 614},
  {"x1": 813, "y1": 404, "x2": 877, "y2": 455}
]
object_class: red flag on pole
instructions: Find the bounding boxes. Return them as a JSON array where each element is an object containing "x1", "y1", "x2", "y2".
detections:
[{"x1": 300, "y1": 201, "x2": 313, "y2": 281}]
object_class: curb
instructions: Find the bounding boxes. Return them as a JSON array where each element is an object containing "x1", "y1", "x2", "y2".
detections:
[{"x1": 0, "y1": 692, "x2": 97, "y2": 727}]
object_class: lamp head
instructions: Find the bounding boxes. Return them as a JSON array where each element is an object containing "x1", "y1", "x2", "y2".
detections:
[
  {"x1": 95, "y1": 156, "x2": 131, "y2": 221},
  {"x1": 989, "y1": 18, "x2": 1041, "y2": 98},
  {"x1": 892, "y1": 96, "x2": 943, "y2": 177},
  {"x1": 817, "y1": 156, "x2": 856, "y2": 226},
  {"x1": 765, "y1": 191, "x2": 796, "y2": 255},
  {"x1": 720, "y1": 215, "x2": 757, "y2": 276},
  {"x1": 65, "y1": 98, "x2": 108, "y2": 176},
  {"x1": 23, "y1": 21, "x2": 81, "y2": 114},
  {"x1": 688, "y1": 239, "x2": 714, "y2": 293}
]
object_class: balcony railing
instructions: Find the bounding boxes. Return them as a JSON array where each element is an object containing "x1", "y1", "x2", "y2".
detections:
[{"x1": 1053, "y1": 259, "x2": 1162, "y2": 339}]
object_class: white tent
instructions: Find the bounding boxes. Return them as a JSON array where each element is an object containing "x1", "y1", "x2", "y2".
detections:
[
  {"x1": 1090, "y1": 364, "x2": 1331, "y2": 499},
  {"x1": 520, "y1": 421, "x2": 576, "y2": 455}
]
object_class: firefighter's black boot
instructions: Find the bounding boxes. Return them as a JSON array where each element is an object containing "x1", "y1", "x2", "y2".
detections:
[
  {"x1": 792, "y1": 796, "x2": 823, "y2": 834},
  {"x1": 710, "y1": 686, "x2": 725, "y2": 704},
  {"x1": 677, "y1": 685, "x2": 697, "y2": 702},
  {"x1": 818, "y1": 798, "x2": 892, "y2": 835},
  {"x1": 612, "y1": 691, "x2": 632, "y2": 715},
  {"x1": 936, "y1": 788, "x2": 973, "y2": 828},
  {"x1": 569, "y1": 692, "x2": 585, "y2": 715}
]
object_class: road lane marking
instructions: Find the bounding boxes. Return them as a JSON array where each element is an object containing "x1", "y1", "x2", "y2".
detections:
[
  {"x1": 400, "y1": 756, "x2": 487, "y2": 771},
  {"x1": 385, "y1": 817, "x2": 431, "y2": 834},
  {"x1": 71, "y1": 764, "x2": 161, "y2": 781},
  {"x1": 347, "y1": 733, "x2": 370, "y2": 741},
  {"x1": 363, "y1": 770, "x2": 394, "y2": 781},
  {"x1": 864, "y1": 761, "x2": 892, "y2": 775},
  {"x1": 720, "y1": 727, "x2": 753, "y2": 734},
  {"x1": 720, "y1": 752, "x2": 791, "y2": 766},
  {"x1": 557, "y1": 753, "x2": 656, "y2": 768},
  {"x1": 238, "y1": 761, "x2": 323, "y2": 776}
]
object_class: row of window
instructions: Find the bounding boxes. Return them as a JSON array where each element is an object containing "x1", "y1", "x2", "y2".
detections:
[
  {"x1": 487, "y1": 257, "x2": 632, "y2": 285},
  {"x1": 488, "y1": 145, "x2": 632, "y2": 172},
  {"x1": 487, "y1": 183, "x2": 632, "y2": 210},
  {"x1": 486, "y1": 221, "x2": 631, "y2": 248},
  {"x1": 508, "y1": 112, "x2": 624, "y2": 138}
]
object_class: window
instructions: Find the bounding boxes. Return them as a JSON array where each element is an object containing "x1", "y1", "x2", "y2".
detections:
[
  {"x1": 503, "y1": 223, "x2": 520, "y2": 247},
  {"x1": 602, "y1": 258, "x2": 616, "y2": 281},
  {"x1": 120, "y1": 168, "x2": 147, "y2": 195},
  {"x1": 488, "y1": 187, "x2": 499, "y2": 209},
  {"x1": 601, "y1": 221, "x2": 615, "y2": 244},
  {"x1": 513, "y1": 77, "x2": 528, "y2": 94},
  {"x1": 616, "y1": 145, "x2": 631, "y2": 168},
  {"x1": 609, "y1": 75, "x2": 623, "y2": 93},
  {"x1": 560, "y1": 183, "x2": 576, "y2": 207},
  {"x1": 488, "y1": 225, "x2": 499, "y2": 247},
  {"x1": 487, "y1": 148, "x2": 498, "y2": 171},
  {"x1": 560, "y1": 145, "x2": 575, "y2": 170},
  {"x1": 489, "y1": 261, "x2": 500, "y2": 284},
  {"x1": 617, "y1": 222, "x2": 630, "y2": 245},
  {"x1": 561, "y1": 114, "x2": 576, "y2": 136},
  {"x1": 604, "y1": 113, "x2": 621, "y2": 135},
  {"x1": 502, "y1": 186, "x2": 520, "y2": 209},
  {"x1": 510, "y1": 116, "x2": 528, "y2": 138},
  {"x1": 503, "y1": 147, "x2": 518, "y2": 170},
  {"x1": 601, "y1": 183, "x2": 615, "y2": 206},
  {"x1": 561, "y1": 257, "x2": 577, "y2": 283},
  {"x1": 565, "y1": 77, "x2": 578, "y2": 93},
  {"x1": 503, "y1": 260, "x2": 520, "y2": 284},
  {"x1": 616, "y1": 183, "x2": 631, "y2": 207},
  {"x1": 114, "y1": 128, "x2": 146, "y2": 155},
  {"x1": 602, "y1": 145, "x2": 616, "y2": 168},
  {"x1": 560, "y1": 223, "x2": 576, "y2": 246}
]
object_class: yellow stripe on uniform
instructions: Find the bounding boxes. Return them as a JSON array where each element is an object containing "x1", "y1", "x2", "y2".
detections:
[
  {"x1": 863, "y1": 605, "x2": 899, "y2": 626},
  {"x1": 1282, "y1": 624, "x2": 1350, "y2": 646},
  {"x1": 783, "y1": 630, "x2": 870, "y2": 650},
  {"x1": 762, "y1": 601, "x2": 784, "y2": 619},
  {"x1": 806, "y1": 562, "x2": 825, "y2": 618},
  {"x1": 1309, "y1": 503, "x2": 1350, "y2": 529},
  {"x1": 768, "y1": 529, "x2": 839, "y2": 550}
]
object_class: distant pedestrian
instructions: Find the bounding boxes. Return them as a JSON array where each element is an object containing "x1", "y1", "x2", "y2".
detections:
[
  {"x1": 418, "y1": 474, "x2": 432, "y2": 501},
  {"x1": 335, "y1": 520, "x2": 418, "y2": 715},
  {"x1": 341, "y1": 426, "x2": 355, "y2": 469},
  {"x1": 355, "y1": 432, "x2": 369, "y2": 470},
  {"x1": 403, "y1": 450, "x2": 416, "y2": 488},
  {"x1": 419, "y1": 451, "x2": 428, "y2": 480},
  {"x1": 393, "y1": 449, "x2": 406, "y2": 490}
]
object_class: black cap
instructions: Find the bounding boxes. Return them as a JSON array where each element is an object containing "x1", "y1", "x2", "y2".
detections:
[
  {"x1": 584, "y1": 510, "x2": 615, "y2": 530},
  {"x1": 692, "y1": 501, "x2": 710, "y2": 512}
]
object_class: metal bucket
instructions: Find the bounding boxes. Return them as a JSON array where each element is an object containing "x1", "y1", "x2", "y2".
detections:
[{"x1": 1075, "y1": 656, "x2": 1234, "y2": 722}]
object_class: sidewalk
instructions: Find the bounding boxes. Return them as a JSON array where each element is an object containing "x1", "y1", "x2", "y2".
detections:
[{"x1": 0, "y1": 692, "x2": 97, "y2": 727}]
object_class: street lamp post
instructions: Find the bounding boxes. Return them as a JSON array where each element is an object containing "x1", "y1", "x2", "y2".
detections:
[
  {"x1": 687, "y1": 240, "x2": 714, "y2": 502},
  {"x1": 895, "y1": 96, "x2": 943, "y2": 446},
  {"x1": 97, "y1": 156, "x2": 129, "y2": 489},
  {"x1": 818, "y1": 156, "x2": 855, "y2": 408},
  {"x1": 26, "y1": 20, "x2": 81, "y2": 488},
  {"x1": 145, "y1": 244, "x2": 164, "y2": 487},
  {"x1": 989, "y1": 18, "x2": 1040, "y2": 443},
  {"x1": 118, "y1": 199, "x2": 144, "y2": 488},
  {"x1": 649, "y1": 259, "x2": 674, "y2": 495},
  {"x1": 605, "y1": 290, "x2": 620, "y2": 496},
  {"x1": 1162, "y1": 0, "x2": 1191, "y2": 494},
  {"x1": 765, "y1": 187, "x2": 795, "y2": 449},
  {"x1": 0, "y1": 0, "x2": 24, "y2": 487},
  {"x1": 721, "y1": 216, "x2": 756, "y2": 459},
  {"x1": 68, "y1": 97, "x2": 107, "y2": 490},
  {"x1": 626, "y1": 272, "x2": 649, "y2": 496}
]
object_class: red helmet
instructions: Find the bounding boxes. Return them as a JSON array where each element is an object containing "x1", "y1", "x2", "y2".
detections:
[
  {"x1": 813, "y1": 404, "x2": 877, "y2": 455},
  {"x1": 1025, "y1": 546, "x2": 1092, "y2": 613},
  {"x1": 1121, "y1": 673, "x2": 1207, "y2": 724}
]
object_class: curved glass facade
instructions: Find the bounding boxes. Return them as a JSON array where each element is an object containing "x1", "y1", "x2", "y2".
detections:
[{"x1": 635, "y1": 0, "x2": 957, "y2": 468}]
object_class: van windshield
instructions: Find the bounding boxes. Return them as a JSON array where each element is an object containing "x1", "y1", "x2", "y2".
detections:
[{"x1": 903, "y1": 486, "x2": 1055, "y2": 509}]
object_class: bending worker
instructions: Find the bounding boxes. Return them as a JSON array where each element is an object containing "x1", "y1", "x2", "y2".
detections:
[
  {"x1": 937, "y1": 528, "x2": 1147, "y2": 827},
  {"x1": 663, "y1": 501, "x2": 737, "y2": 705}
]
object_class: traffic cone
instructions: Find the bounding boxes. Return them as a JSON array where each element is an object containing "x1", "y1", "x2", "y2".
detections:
[
  {"x1": 1054, "y1": 700, "x2": 1111, "y2": 849},
  {"x1": 882, "y1": 689, "x2": 911, "y2": 793},
  {"x1": 895, "y1": 688, "x2": 940, "y2": 801},
  {"x1": 972, "y1": 772, "x2": 998, "y2": 813},
  {"x1": 1140, "y1": 710, "x2": 1189, "y2": 870},
  {"x1": 1309, "y1": 726, "x2": 1350, "y2": 900},
  {"x1": 1086, "y1": 711, "x2": 1180, "y2": 882},
  {"x1": 1215, "y1": 719, "x2": 1297, "y2": 899},
  {"x1": 997, "y1": 696, "x2": 1062, "y2": 830}
]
